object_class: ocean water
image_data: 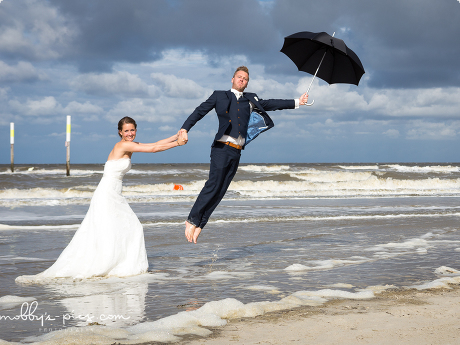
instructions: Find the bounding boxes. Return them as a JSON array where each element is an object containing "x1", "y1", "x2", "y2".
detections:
[{"x1": 1, "y1": 162, "x2": 460, "y2": 343}]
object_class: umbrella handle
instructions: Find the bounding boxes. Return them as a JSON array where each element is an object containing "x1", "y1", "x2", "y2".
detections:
[
  {"x1": 303, "y1": 51, "x2": 324, "y2": 107},
  {"x1": 303, "y1": 32, "x2": 335, "y2": 107}
]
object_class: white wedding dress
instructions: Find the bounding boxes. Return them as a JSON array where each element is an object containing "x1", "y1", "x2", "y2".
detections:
[{"x1": 16, "y1": 158, "x2": 148, "y2": 283}]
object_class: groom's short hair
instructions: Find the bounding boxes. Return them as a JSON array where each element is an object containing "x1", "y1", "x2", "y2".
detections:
[{"x1": 233, "y1": 66, "x2": 249, "y2": 80}]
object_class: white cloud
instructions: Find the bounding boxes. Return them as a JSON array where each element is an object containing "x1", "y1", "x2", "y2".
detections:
[
  {"x1": 406, "y1": 120, "x2": 459, "y2": 140},
  {"x1": 383, "y1": 129, "x2": 400, "y2": 138},
  {"x1": 258, "y1": 0, "x2": 275, "y2": 13},
  {"x1": 0, "y1": 1, "x2": 77, "y2": 59},
  {"x1": 366, "y1": 87, "x2": 460, "y2": 117},
  {"x1": 9, "y1": 96, "x2": 61, "y2": 116},
  {"x1": 0, "y1": 26, "x2": 33, "y2": 55},
  {"x1": 0, "y1": 61, "x2": 46, "y2": 82},
  {"x1": 48, "y1": 132, "x2": 64, "y2": 137},
  {"x1": 72, "y1": 71, "x2": 151, "y2": 97},
  {"x1": 7, "y1": 97, "x2": 103, "y2": 120},
  {"x1": 159, "y1": 125, "x2": 175, "y2": 132},
  {"x1": 325, "y1": 118, "x2": 337, "y2": 126},
  {"x1": 294, "y1": 77, "x2": 368, "y2": 113},
  {"x1": 106, "y1": 98, "x2": 170, "y2": 123},
  {"x1": 63, "y1": 101, "x2": 104, "y2": 115},
  {"x1": 146, "y1": 49, "x2": 209, "y2": 70},
  {"x1": 288, "y1": 82, "x2": 460, "y2": 120},
  {"x1": 0, "y1": 87, "x2": 8, "y2": 100},
  {"x1": 248, "y1": 77, "x2": 297, "y2": 99},
  {"x1": 150, "y1": 73, "x2": 206, "y2": 99}
]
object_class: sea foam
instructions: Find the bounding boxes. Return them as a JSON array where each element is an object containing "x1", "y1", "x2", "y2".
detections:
[
  {"x1": 3, "y1": 272, "x2": 458, "y2": 345},
  {"x1": 0, "y1": 295, "x2": 36, "y2": 310}
]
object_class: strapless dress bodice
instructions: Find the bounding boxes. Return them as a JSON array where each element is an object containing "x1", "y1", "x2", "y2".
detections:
[{"x1": 103, "y1": 158, "x2": 131, "y2": 180}]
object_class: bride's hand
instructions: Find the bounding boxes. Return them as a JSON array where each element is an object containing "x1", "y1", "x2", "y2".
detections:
[
  {"x1": 179, "y1": 130, "x2": 188, "y2": 144},
  {"x1": 177, "y1": 130, "x2": 188, "y2": 146}
]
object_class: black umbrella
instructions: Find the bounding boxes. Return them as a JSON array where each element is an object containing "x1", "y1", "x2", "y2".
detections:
[{"x1": 281, "y1": 31, "x2": 365, "y2": 105}]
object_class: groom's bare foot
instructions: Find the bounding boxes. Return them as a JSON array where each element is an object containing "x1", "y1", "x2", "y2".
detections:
[
  {"x1": 192, "y1": 227, "x2": 202, "y2": 244},
  {"x1": 185, "y1": 221, "x2": 196, "y2": 243}
]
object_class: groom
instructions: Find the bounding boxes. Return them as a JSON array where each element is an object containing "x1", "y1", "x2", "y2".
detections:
[{"x1": 180, "y1": 66, "x2": 309, "y2": 243}]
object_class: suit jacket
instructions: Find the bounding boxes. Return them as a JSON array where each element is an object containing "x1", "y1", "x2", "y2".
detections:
[{"x1": 181, "y1": 90, "x2": 295, "y2": 148}]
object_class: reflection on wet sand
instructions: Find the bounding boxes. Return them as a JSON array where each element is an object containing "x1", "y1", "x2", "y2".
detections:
[{"x1": 44, "y1": 276, "x2": 148, "y2": 327}]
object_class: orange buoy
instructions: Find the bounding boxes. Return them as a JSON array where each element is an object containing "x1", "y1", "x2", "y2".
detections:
[{"x1": 173, "y1": 184, "x2": 184, "y2": 190}]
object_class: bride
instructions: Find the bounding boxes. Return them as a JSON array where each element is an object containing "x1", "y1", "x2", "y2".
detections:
[{"x1": 16, "y1": 117, "x2": 187, "y2": 282}]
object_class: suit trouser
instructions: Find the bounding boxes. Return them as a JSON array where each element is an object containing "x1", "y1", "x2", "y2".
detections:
[{"x1": 187, "y1": 142, "x2": 241, "y2": 229}]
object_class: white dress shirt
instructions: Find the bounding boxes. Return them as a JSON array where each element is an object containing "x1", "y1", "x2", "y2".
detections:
[{"x1": 217, "y1": 88, "x2": 300, "y2": 146}]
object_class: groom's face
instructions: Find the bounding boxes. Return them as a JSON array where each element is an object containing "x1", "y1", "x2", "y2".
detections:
[{"x1": 231, "y1": 71, "x2": 249, "y2": 92}]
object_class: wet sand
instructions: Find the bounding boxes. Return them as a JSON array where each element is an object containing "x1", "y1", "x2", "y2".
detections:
[{"x1": 184, "y1": 286, "x2": 460, "y2": 345}]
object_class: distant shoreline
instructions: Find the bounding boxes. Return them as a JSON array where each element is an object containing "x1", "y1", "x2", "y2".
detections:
[{"x1": 2, "y1": 162, "x2": 460, "y2": 166}]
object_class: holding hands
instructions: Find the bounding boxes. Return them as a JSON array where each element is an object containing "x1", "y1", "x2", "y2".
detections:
[{"x1": 177, "y1": 129, "x2": 188, "y2": 146}]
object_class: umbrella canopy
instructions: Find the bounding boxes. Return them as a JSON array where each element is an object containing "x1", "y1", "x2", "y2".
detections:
[{"x1": 281, "y1": 31, "x2": 365, "y2": 87}]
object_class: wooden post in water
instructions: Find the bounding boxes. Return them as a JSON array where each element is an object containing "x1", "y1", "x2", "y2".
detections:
[
  {"x1": 65, "y1": 115, "x2": 71, "y2": 176},
  {"x1": 10, "y1": 123, "x2": 14, "y2": 173}
]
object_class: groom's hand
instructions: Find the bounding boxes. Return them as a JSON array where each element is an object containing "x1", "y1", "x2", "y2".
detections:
[
  {"x1": 179, "y1": 129, "x2": 188, "y2": 144},
  {"x1": 299, "y1": 92, "x2": 309, "y2": 105}
]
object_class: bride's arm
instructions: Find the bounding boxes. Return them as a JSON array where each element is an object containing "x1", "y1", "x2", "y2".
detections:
[{"x1": 123, "y1": 131, "x2": 186, "y2": 153}]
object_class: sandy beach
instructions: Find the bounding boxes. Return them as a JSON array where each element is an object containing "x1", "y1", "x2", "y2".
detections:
[{"x1": 185, "y1": 286, "x2": 460, "y2": 345}]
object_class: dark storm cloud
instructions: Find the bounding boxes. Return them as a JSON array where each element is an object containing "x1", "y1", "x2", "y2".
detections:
[
  {"x1": 48, "y1": 0, "x2": 281, "y2": 72},
  {"x1": 4, "y1": 0, "x2": 458, "y2": 88},
  {"x1": 41, "y1": 0, "x2": 460, "y2": 87}
]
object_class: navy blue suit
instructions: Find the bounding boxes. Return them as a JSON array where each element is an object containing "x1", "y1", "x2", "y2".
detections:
[{"x1": 182, "y1": 90, "x2": 295, "y2": 229}]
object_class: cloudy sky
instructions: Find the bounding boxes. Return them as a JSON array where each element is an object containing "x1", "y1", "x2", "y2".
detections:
[{"x1": 1, "y1": 0, "x2": 460, "y2": 164}]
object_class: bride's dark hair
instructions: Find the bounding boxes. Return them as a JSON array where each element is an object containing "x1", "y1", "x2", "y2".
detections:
[{"x1": 118, "y1": 117, "x2": 137, "y2": 137}]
